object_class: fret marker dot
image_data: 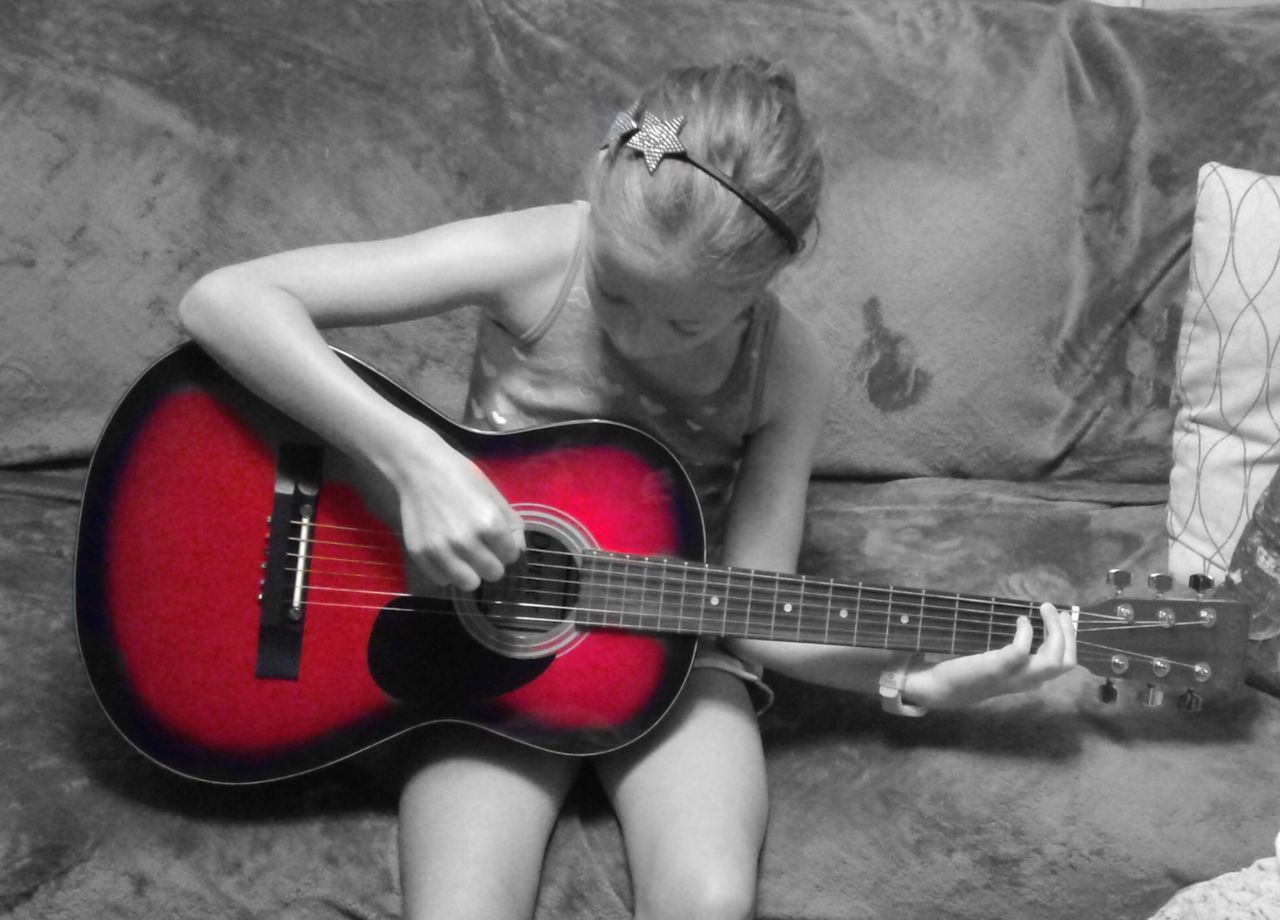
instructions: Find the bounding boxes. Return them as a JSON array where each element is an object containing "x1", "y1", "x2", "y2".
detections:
[
  {"x1": 839, "y1": 609, "x2": 849, "y2": 618},
  {"x1": 710, "y1": 597, "x2": 720, "y2": 607},
  {"x1": 900, "y1": 614, "x2": 910, "y2": 625},
  {"x1": 783, "y1": 603, "x2": 793, "y2": 613}
]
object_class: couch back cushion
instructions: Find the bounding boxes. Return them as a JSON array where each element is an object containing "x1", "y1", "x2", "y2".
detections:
[{"x1": 4, "y1": 0, "x2": 1280, "y2": 483}]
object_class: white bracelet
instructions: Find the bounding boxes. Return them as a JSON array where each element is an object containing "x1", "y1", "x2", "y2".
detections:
[{"x1": 879, "y1": 652, "x2": 928, "y2": 717}]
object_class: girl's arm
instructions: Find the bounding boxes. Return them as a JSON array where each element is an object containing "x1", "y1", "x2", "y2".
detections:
[
  {"x1": 724, "y1": 309, "x2": 1077, "y2": 708},
  {"x1": 177, "y1": 204, "x2": 580, "y2": 590}
]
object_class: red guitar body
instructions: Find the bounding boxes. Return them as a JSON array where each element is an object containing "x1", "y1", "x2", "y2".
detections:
[{"x1": 75, "y1": 344, "x2": 702, "y2": 784}]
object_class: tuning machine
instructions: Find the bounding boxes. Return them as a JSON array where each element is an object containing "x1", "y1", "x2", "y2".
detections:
[
  {"x1": 1098, "y1": 680, "x2": 1119, "y2": 704},
  {"x1": 1188, "y1": 573, "x2": 1215, "y2": 596},
  {"x1": 1107, "y1": 569, "x2": 1132, "y2": 594},
  {"x1": 1138, "y1": 684, "x2": 1165, "y2": 707}
]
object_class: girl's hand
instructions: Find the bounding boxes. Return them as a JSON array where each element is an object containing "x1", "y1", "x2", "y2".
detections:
[
  {"x1": 903, "y1": 603, "x2": 1077, "y2": 708},
  {"x1": 383, "y1": 426, "x2": 525, "y2": 592}
]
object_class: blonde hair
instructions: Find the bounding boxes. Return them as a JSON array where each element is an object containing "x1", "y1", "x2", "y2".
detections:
[{"x1": 589, "y1": 57, "x2": 824, "y2": 290}]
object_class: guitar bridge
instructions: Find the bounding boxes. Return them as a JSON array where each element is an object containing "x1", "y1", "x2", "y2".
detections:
[{"x1": 256, "y1": 442, "x2": 325, "y2": 680}]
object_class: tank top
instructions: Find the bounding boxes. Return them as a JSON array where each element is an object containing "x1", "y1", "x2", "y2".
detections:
[{"x1": 461, "y1": 201, "x2": 779, "y2": 558}]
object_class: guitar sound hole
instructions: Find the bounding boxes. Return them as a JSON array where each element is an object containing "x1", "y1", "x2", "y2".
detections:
[{"x1": 475, "y1": 530, "x2": 580, "y2": 637}]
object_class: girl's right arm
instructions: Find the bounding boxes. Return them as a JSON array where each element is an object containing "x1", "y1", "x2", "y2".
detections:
[{"x1": 177, "y1": 205, "x2": 579, "y2": 590}]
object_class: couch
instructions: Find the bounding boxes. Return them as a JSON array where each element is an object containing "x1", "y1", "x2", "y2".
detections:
[{"x1": 3, "y1": 0, "x2": 1279, "y2": 917}]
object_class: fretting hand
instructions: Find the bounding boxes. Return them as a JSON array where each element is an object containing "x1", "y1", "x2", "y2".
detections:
[{"x1": 902, "y1": 603, "x2": 1078, "y2": 708}]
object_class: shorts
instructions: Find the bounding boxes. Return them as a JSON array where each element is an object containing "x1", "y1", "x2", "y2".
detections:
[{"x1": 693, "y1": 639, "x2": 775, "y2": 714}]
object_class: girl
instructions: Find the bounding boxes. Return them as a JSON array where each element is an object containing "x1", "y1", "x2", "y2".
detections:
[{"x1": 179, "y1": 58, "x2": 1076, "y2": 920}]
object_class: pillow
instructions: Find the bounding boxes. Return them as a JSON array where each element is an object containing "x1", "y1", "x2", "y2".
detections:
[{"x1": 1167, "y1": 162, "x2": 1280, "y2": 585}]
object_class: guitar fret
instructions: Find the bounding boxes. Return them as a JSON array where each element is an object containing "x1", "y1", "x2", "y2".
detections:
[
  {"x1": 951, "y1": 594, "x2": 960, "y2": 655},
  {"x1": 985, "y1": 597, "x2": 995, "y2": 653},
  {"x1": 852, "y1": 582, "x2": 862, "y2": 646},
  {"x1": 768, "y1": 574, "x2": 779, "y2": 639},
  {"x1": 697, "y1": 561, "x2": 713, "y2": 636},
  {"x1": 823, "y1": 578, "x2": 834, "y2": 644},
  {"x1": 654, "y1": 557, "x2": 668, "y2": 631},
  {"x1": 883, "y1": 586, "x2": 894, "y2": 650},
  {"x1": 711, "y1": 566, "x2": 727, "y2": 635},
  {"x1": 678, "y1": 560, "x2": 690, "y2": 632},
  {"x1": 776, "y1": 575, "x2": 804, "y2": 642},
  {"x1": 642, "y1": 556, "x2": 655, "y2": 630},
  {"x1": 794, "y1": 579, "x2": 805, "y2": 642}
]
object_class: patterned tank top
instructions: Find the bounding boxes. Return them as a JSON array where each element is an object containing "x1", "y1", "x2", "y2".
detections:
[{"x1": 461, "y1": 201, "x2": 779, "y2": 558}]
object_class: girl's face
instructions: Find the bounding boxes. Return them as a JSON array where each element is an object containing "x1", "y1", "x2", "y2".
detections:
[{"x1": 585, "y1": 226, "x2": 759, "y2": 362}]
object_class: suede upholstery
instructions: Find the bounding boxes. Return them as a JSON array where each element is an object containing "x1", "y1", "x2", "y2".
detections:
[{"x1": 3, "y1": 1, "x2": 1280, "y2": 918}]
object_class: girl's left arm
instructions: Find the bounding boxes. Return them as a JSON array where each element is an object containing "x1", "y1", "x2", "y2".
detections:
[{"x1": 725, "y1": 310, "x2": 1077, "y2": 708}]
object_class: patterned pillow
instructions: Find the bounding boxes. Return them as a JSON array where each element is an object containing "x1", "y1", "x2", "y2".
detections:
[{"x1": 1167, "y1": 162, "x2": 1280, "y2": 585}]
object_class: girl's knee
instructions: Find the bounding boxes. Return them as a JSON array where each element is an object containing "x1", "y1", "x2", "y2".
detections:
[{"x1": 635, "y1": 865, "x2": 757, "y2": 920}]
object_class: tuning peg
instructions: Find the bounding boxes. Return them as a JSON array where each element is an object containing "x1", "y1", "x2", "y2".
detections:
[
  {"x1": 1098, "y1": 680, "x2": 1119, "y2": 704},
  {"x1": 1107, "y1": 569, "x2": 1132, "y2": 593},
  {"x1": 1138, "y1": 685, "x2": 1165, "y2": 707},
  {"x1": 1147, "y1": 573, "x2": 1173, "y2": 596},
  {"x1": 1188, "y1": 573, "x2": 1215, "y2": 596},
  {"x1": 1177, "y1": 690, "x2": 1204, "y2": 712}
]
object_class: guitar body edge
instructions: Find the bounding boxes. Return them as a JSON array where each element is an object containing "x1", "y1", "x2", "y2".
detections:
[{"x1": 74, "y1": 343, "x2": 705, "y2": 784}]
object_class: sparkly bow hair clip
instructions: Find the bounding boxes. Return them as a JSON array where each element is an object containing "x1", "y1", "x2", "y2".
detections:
[{"x1": 601, "y1": 101, "x2": 803, "y2": 254}]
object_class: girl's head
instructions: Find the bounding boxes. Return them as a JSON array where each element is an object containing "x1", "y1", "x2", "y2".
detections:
[{"x1": 587, "y1": 57, "x2": 824, "y2": 296}]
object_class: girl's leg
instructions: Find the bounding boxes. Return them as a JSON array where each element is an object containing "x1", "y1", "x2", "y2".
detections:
[
  {"x1": 398, "y1": 725, "x2": 582, "y2": 920},
  {"x1": 594, "y1": 669, "x2": 769, "y2": 920}
]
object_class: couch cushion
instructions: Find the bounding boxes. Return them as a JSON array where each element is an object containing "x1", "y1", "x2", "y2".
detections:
[
  {"x1": 1167, "y1": 163, "x2": 1280, "y2": 584},
  {"x1": 5, "y1": 1, "x2": 1280, "y2": 485},
  {"x1": 11, "y1": 471, "x2": 1280, "y2": 920}
]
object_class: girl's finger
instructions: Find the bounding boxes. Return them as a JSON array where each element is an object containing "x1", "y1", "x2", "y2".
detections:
[
  {"x1": 1011, "y1": 614, "x2": 1034, "y2": 655},
  {"x1": 1060, "y1": 607, "x2": 1078, "y2": 668},
  {"x1": 1036, "y1": 602, "x2": 1064, "y2": 664}
]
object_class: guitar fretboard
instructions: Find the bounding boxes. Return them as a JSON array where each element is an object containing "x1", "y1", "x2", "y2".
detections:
[{"x1": 569, "y1": 550, "x2": 1043, "y2": 656}]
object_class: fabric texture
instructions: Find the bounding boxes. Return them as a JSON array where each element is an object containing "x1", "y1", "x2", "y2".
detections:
[
  {"x1": 5, "y1": 0, "x2": 1280, "y2": 487},
  {"x1": 5, "y1": 1, "x2": 1280, "y2": 919},
  {"x1": 1168, "y1": 163, "x2": 1280, "y2": 584}
]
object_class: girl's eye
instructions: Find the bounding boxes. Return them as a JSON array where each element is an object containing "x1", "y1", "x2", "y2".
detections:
[{"x1": 669, "y1": 320, "x2": 704, "y2": 335}]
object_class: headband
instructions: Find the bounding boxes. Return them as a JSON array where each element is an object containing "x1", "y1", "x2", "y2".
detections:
[{"x1": 600, "y1": 101, "x2": 804, "y2": 254}]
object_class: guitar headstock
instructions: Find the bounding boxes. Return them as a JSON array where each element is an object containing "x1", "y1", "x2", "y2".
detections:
[{"x1": 1076, "y1": 571, "x2": 1251, "y2": 709}]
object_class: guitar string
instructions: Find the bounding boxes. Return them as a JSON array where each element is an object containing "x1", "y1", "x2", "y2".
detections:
[
  {"x1": 264, "y1": 562, "x2": 1199, "y2": 672},
  {"x1": 282, "y1": 530, "x2": 1134, "y2": 626},
  {"x1": 279, "y1": 539, "x2": 1172, "y2": 642},
  {"x1": 282, "y1": 551, "x2": 1121, "y2": 636},
  {"x1": 283, "y1": 519, "x2": 1187, "y2": 621},
  {"x1": 256, "y1": 589, "x2": 1198, "y2": 674},
  {"x1": 282, "y1": 518, "x2": 1219, "y2": 619},
  {"x1": 269, "y1": 522, "x2": 1218, "y2": 671}
]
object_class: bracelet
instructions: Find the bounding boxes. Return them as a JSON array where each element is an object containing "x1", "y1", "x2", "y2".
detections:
[{"x1": 879, "y1": 652, "x2": 928, "y2": 717}]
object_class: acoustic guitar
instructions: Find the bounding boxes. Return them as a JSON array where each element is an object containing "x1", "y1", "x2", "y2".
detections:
[{"x1": 74, "y1": 344, "x2": 1252, "y2": 784}]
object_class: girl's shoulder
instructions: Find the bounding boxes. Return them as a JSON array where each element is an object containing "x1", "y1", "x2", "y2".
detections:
[{"x1": 476, "y1": 202, "x2": 585, "y2": 334}]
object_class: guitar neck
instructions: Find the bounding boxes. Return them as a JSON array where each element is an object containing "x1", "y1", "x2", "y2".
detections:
[{"x1": 571, "y1": 550, "x2": 1044, "y2": 657}]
